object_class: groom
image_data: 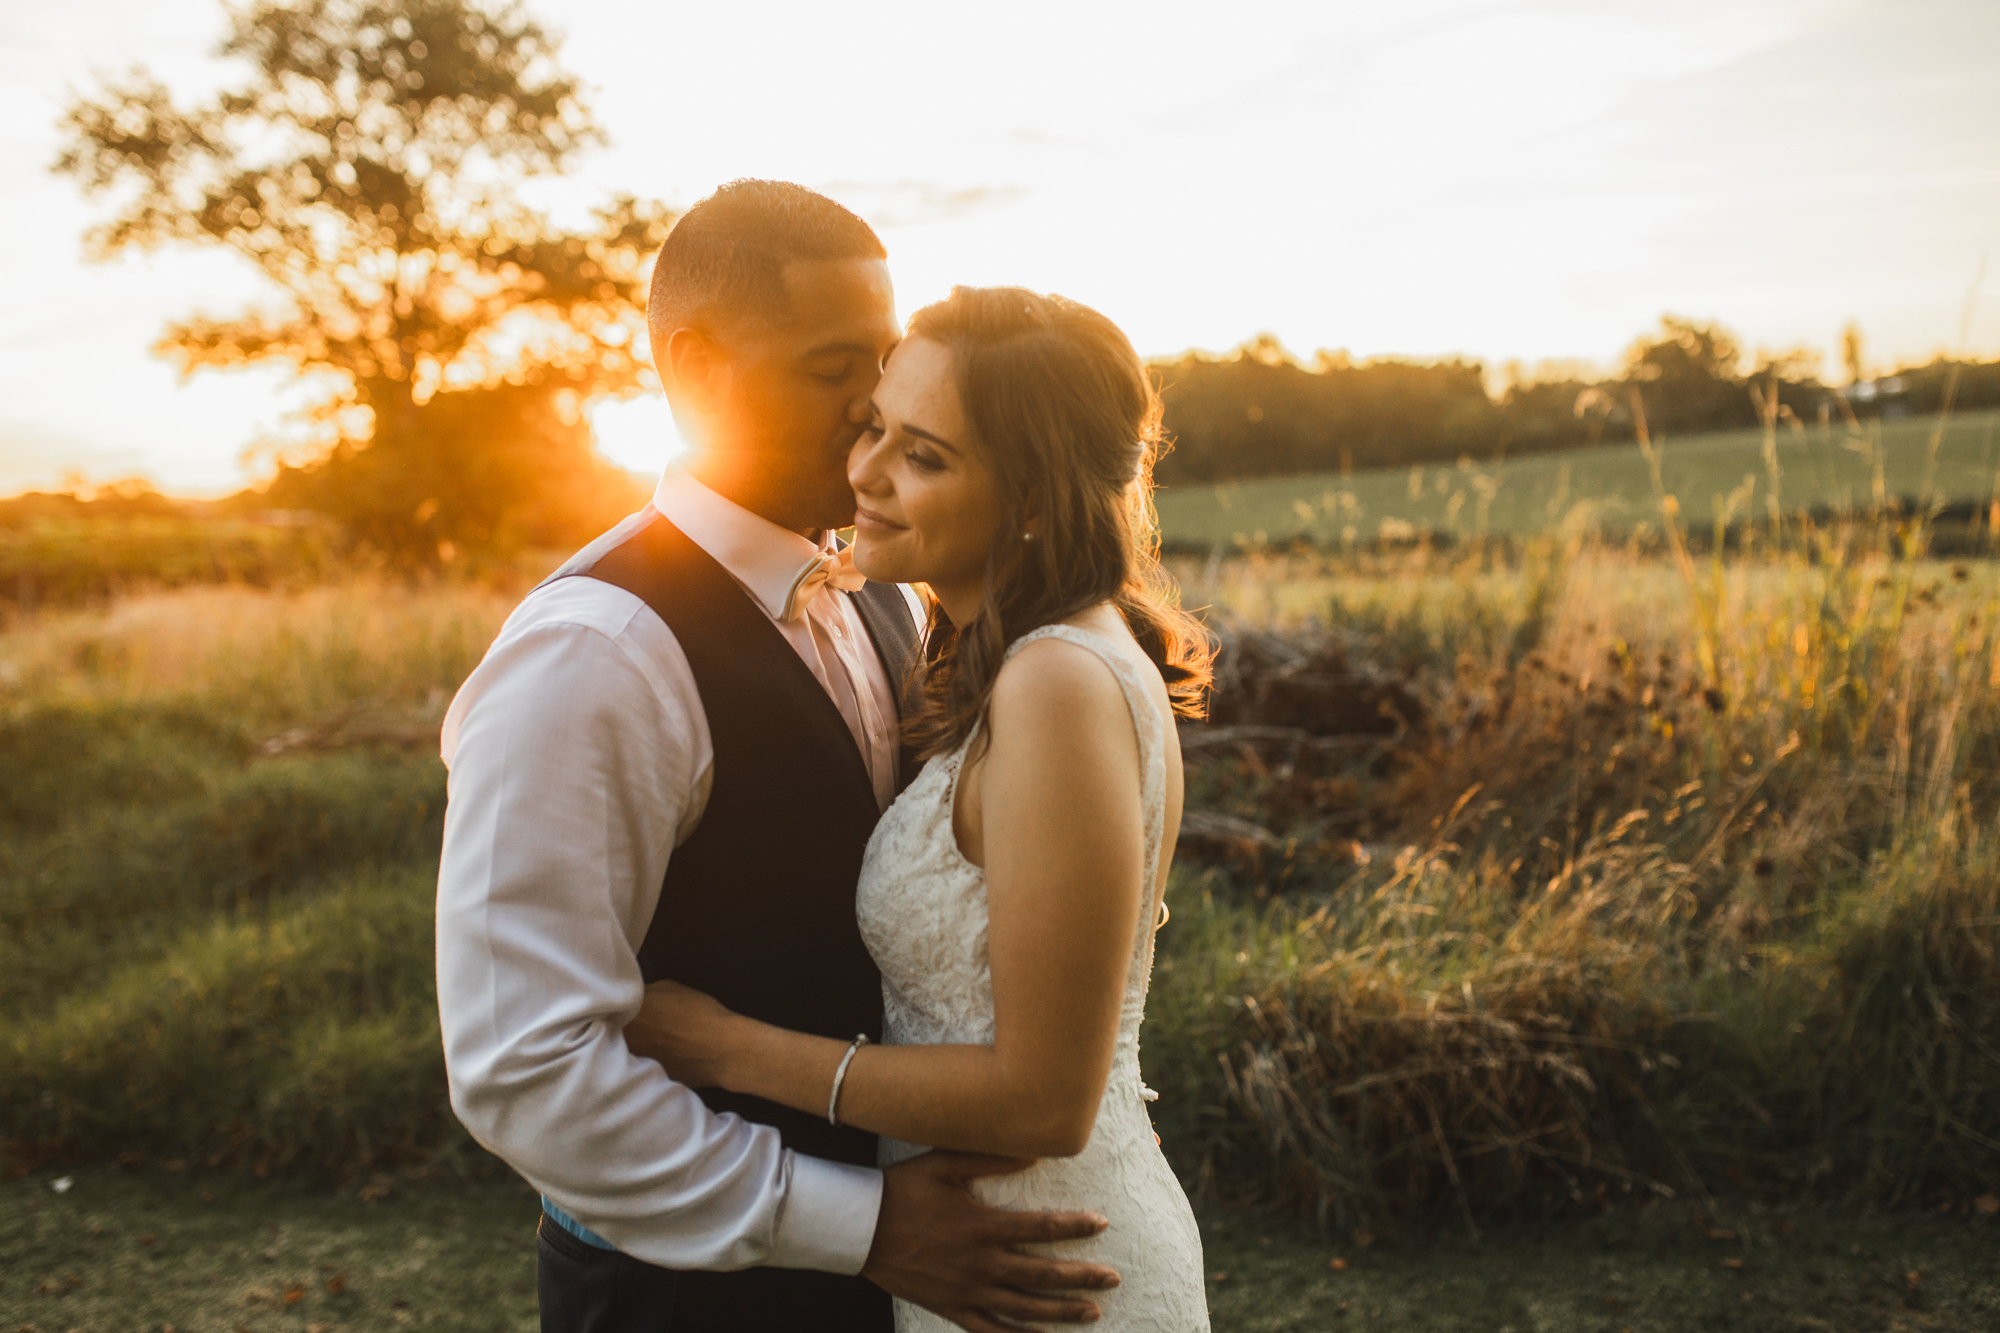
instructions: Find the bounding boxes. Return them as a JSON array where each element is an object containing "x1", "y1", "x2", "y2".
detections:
[{"x1": 436, "y1": 180, "x2": 1119, "y2": 1333}]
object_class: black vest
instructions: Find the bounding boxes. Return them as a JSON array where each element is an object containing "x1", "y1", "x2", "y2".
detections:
[{"x1": 563, "y1": 514, "x2": 914, "y2": 1328}]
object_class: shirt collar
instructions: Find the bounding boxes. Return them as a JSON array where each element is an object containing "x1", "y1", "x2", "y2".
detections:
[{"x1": 650, "y1": 468, "x2": 836, "y2": 621}]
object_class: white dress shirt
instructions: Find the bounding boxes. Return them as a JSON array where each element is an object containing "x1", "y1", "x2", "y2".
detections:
[{"x1": 435, "y1": 468, "x2": 920, "y2": 1273}]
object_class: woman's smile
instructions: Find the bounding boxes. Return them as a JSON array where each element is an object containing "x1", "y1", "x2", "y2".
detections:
[{"x1": 853, "y1": 504, "x2": 908, "y2": 536}]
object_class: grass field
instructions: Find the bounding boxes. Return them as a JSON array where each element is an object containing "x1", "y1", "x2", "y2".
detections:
[
  {"x1": 6, "y1": 1166, "x2": 1995, "y2": 1332},
  {"x1": 6, "y1": 541, "x2": 1997, "y2": 1204},
  {"x1": 1154, "y1": 409, "x2": 2000, "y2": 549},
  {"x1": 0, "y1": 516, "x2": 346, "y2": 615},
  {"x1": 0, "y1": 582, "x2": 515, "y2": 1178},
  {"x1": 4, "y1": 496, "x2": 1999, "y2": 1328}
]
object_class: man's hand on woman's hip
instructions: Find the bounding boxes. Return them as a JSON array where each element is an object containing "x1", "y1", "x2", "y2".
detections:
[{"x1": 861, "y1": 1150, "x2": 1119, "y2": 1332}]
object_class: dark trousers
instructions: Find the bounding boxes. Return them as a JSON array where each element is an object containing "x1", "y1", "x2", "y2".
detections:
[{"x1": 536, "y1": 1212, "x2": 893, "y2": 1333}]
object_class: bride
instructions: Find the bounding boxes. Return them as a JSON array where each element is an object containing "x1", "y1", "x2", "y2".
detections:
[{"x1": 626, "y1": 286, "x2": 1214, "y2": 1332}]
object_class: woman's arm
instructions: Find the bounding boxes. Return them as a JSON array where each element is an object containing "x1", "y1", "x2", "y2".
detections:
[{"x1": 627, "y1": 637, "x2": 1148, "y2": 1158}]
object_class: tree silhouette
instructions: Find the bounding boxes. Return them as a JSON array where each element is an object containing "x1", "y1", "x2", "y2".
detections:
[
  {"x1": 56, "y1": 0, "x2": 671, "y2": 562},
  {"x1": 1621, "y1": 316, "x2": 1750, "y2": 436}
]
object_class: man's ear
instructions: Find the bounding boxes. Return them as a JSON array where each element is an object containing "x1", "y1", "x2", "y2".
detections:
[{"x1": 663, "y1": 326, "x2": 728, "y2": 404}]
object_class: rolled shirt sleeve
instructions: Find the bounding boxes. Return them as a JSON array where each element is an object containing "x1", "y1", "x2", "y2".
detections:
[{"x1": 435, "y1": 577, "x2": 882, "y2": 1273}]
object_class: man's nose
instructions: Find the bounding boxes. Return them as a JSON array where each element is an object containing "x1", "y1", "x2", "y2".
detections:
[{"x1": 846, "y1": 371, "x2": 882, "y2": 424}]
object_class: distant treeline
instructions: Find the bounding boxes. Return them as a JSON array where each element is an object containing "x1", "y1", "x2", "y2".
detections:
[
  {"x1": 1152, "y1": 318, "x2": 2000, "y2": 486},
  {"x1": 0, "y1": 483, "x2": 345, "y2": 613}
]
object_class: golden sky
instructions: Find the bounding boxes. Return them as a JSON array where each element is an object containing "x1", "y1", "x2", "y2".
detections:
[{"x1": 2, "y1": 0, "x2": 1997, "y2": 494}]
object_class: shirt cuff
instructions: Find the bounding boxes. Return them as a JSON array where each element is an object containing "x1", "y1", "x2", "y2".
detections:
[{"x1": 767, "y1": 1151, "x2": 884, "y2": 1275}]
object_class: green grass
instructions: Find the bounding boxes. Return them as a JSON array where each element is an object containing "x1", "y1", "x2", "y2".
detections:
[
  {"x1": 4, "y1": 1168, "x2": 1995, "y2": 1332},
  {"x1": 1154, "y1": 408, "x2": 2000, "y2": 548},
  {"x1": 7, "y1": 863, "x2": 466, "y2": 1176},
  {"x1": 1, "y1": 721, "x2": 444, "y2": 1023},
  {"x1": 0, "y1": 582, "x2": 507, "y2": 1177}
]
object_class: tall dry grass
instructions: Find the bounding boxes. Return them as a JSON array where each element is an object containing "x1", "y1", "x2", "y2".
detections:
[
  {"x1": 1146, "y1": 524, "x2": 2000, "y2": 1232},
  {"x1": 0, "y1": 579, "x2": 517, "y2": 720}
]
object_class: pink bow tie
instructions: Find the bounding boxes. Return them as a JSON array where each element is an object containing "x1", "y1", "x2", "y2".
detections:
[{"x1": 780, "y1": 547, "x2": 868, "y2": 621}]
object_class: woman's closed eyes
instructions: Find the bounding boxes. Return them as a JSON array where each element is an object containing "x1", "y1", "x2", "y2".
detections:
[{"x1": 859, "y1": 418, "x2": 949, "y2": 474}]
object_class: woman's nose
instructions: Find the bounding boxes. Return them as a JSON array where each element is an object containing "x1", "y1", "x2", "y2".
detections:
[{"x1": 848, "y1": 432, "x2": 887, "y2": 494}]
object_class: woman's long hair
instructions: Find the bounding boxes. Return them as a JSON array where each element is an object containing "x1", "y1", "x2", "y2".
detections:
[{"x1": 902, "y1": 286, "x2": 1213, "y2": 759}]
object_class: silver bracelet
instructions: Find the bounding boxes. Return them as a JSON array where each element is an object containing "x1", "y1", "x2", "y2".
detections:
[{"x1": 827, "y1": 1033, "x2": 871, "y2": 1126}]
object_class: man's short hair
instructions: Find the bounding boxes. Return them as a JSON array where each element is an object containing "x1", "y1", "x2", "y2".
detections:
[{"x1": 647, "y1": 180, "x2": 886, "y2": 350}]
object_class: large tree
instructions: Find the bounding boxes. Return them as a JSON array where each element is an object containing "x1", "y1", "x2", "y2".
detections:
[{"x1": 57, "y1": 0, "x2": 672, "y2": 561}]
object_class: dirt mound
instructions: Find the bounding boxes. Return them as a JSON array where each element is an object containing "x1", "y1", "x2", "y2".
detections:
[{"x1": 1202, "y1": 626, "x2": 1425, "y2": 738}]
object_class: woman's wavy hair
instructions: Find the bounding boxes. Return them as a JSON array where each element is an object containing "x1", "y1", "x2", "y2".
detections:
[{"x1": 903, "y1": 286, "x2": 1213, "y2": 759}]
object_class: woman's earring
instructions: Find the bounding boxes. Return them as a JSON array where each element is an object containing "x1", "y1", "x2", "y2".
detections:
[{"x1": 1021, "y1": 532, "x2": 1036, "y2": 542}]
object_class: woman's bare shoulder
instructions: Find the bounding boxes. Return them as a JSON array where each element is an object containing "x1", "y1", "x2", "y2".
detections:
[{"x1": 989, "y1": 631, "x2": 1130, "y2": 725}]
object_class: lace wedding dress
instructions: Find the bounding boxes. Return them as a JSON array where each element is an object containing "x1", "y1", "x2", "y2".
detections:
[{"x1": 856, "y1": 625, "x2": 1210, "y2": 1332}]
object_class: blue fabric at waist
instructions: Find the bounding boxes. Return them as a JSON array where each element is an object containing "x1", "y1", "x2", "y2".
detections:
[{"x1": 541, "y1": 1196, "x2": 618, "y2": 1250}]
